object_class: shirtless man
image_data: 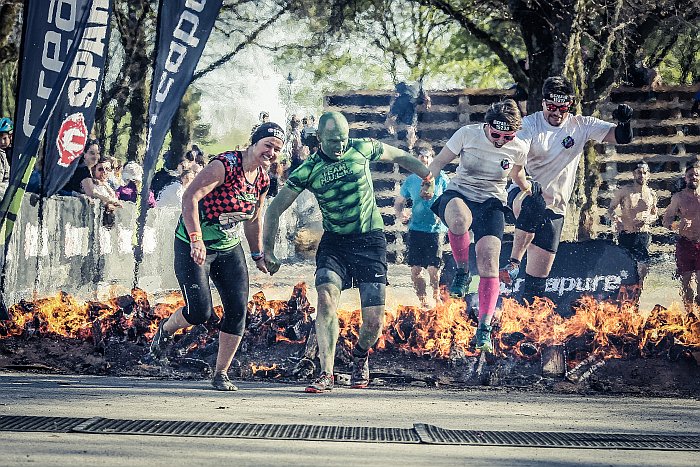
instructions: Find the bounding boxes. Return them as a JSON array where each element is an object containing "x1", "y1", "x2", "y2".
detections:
[
  {"x1": 663, "y1": 161, "x2": 700, "y2": 312},
  {"x1": 607, "y1": 161, "x2": 658, "y2": 287}
]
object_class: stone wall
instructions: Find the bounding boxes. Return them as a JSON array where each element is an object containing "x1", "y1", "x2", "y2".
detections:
[{"x1": 324, "y1": 85, "x2": 699, "y2": 260}]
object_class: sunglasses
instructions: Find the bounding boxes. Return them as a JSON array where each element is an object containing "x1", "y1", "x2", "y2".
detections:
[
  {"x1": 489, "y1": 126, "x2": 516, "y2": 141},
  {"x1": 544, "y1": 101, "x2": 571, "y2": 113}
]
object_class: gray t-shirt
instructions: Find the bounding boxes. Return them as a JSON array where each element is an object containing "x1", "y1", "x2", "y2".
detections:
[{"x1": 445, "y1": 124, "x2": 528, "y2": 204}]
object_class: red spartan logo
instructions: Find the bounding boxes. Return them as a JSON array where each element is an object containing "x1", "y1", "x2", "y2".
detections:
[{"x1": 56, "y1": 113, "x2": 88, "y2": 167}]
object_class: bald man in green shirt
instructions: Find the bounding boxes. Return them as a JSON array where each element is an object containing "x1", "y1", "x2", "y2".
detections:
[{"x1": 263, "y1": 111, "x2": 432, "y2": 393}]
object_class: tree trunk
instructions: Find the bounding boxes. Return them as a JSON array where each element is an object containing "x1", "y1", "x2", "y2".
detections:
[
  {"x1": 0, "y1": 62, "x2": 16, "y2": 118},
  {"x1": 126, "y1": 80, "x2": 148, "y2": 163},
  {"x1": 169, "y1": 90, "x2": 195, "y2": 159},
  {"x1": 0, "y1": 1, "x2": 21, "y2": 119}
]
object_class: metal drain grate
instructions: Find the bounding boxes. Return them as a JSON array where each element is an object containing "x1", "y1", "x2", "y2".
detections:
[
  {"x1": 0, "y1": 415, "x2": 89, "y2": 433},
  {"x1": 413, "y1": 424, "x2": 700, "y2": 450},
  {"x1": 2, "y1": 415, "x2": 697, "y2": 450},
  {"x1": 75, "y1": 418, "x2": 421, "y2": 443}
]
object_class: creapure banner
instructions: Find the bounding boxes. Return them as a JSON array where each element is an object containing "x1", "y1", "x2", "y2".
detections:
[{"x1": 133, "y1": 0, "x2": 222, "y2": 265}]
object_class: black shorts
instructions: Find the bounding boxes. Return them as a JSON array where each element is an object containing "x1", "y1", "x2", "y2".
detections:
[
  {"x1": 618, "y1": 231, "x2": 651, "y2": 264},
  {"x1": 174, "y1": 238, "x2": 248, "y2": 336},
  {"x1": 431, "y1": 190, "x2": 506, "y2": 242},
  {"x1": 507, "y1": 186, "x2": 565, "y2": 253},
  {"x1": 406, "y1": 230, "x2": 443, "y2": 268},
  {"x1": 315, "y1": 230, "x2": 388, "y2": 290}
]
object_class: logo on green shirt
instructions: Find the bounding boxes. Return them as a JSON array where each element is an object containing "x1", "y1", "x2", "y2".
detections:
[{"x1": 319, "y1": 162, "x2": 351, "y2": 185}]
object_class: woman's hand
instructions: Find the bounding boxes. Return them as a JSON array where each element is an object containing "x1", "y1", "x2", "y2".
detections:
[
  {"x1": 190, "y1": 240, "x2": 206, "y2": 265},
  {"x1": 254, "y1": 257, "x2": 268, "y2": 273}
]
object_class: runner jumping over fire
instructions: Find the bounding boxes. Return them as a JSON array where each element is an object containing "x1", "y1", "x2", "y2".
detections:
[
  {"x1": 663, "y1": 160, "x2": 700, "y2": 313},
  {"x1": 427, "y1": 99, "x2": 531, "y2": 352},
  {"x1": 607, "y1": 160, "x2": 658, "y2": 294},
  {"x1": 149, "y1": 122, "x2": 285, "y2": 391},
  {"x1": 500, "y1": 76, "x2": 635, "y2": 305},
  {"x1": 263, "y1": 111, "x2": 433, "y2": 393}
]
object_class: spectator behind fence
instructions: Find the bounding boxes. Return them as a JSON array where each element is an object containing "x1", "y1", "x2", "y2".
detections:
[
  {"x1": 301, "y1": 115, "x2": 318, "y2": 153},
  {"x1": 151, "y1": 149, "x2": 185, "y2": 199},
  {"x1": 59, "y1": 138, "x2": 102, "y2": 196},
  {"x1": 157, "y1": 168, "x2": 195, "y2": 208},
  {"x1": 90, "y1": 157, "x2": 122, "y2": 227},
  {"x1": 108, "y1": 156, "x2": 123, "y2": 191},
  {"x1": 0, "y1": 117, "x2": 13, "y2": 195},
  {"x1": 116, "y1": 161, "x2": 156, "y2": 208}
]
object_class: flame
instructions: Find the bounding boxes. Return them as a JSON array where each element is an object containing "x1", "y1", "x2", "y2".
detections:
[{"x1": 1, "y1": 284, "x2": 698, "y2": 365}]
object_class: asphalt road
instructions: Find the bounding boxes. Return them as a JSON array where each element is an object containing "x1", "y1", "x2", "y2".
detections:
[{"x1": 1, "y1": 372, "x2": 698, "y2": 466}]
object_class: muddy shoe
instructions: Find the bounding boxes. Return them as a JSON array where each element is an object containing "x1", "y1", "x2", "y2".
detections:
[
  {"x1": 475, "y1": 323, "x2": 493, "y2": 353},
  {"x1": 212, "y1": 371, "x2": 238, "y2": 391},
  {"x1": 449, "y1": 269, "x2": 471, "y2": 298},
  {"x1": 305, "y1": 372, "x2": 334, "y2": 393},
  {"x1": 499, "y1": 260, "x2": 520, "y2": 285},
  {"x1": 350, "y1": 354, "x2": 370, "y2": 388},
  {"x1": 149, "y1": 317, "x2": 172, "y2": 360}
]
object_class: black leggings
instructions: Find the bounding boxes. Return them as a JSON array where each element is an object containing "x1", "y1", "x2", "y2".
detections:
[{"x1": 173, "y1": 238, "x2": 248, "y2": 335}]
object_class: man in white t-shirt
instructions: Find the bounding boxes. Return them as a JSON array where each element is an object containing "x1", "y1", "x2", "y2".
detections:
[{"x1": 500, "y1": 76, "x2": 634, "y2": 305}]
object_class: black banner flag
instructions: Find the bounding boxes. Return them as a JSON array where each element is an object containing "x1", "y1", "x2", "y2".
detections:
[
  {"x1": 133, "y1": 0, "x2": 222, "y2": 265},
  {"x1": 0, "y1": 0, "x2": 97, "y2": 320},
  {"x1": 42, "y1": 0, "x2": 113, "y2": 196}
]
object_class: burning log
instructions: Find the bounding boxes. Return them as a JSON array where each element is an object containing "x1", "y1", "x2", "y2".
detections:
[
  {"x1": 519, "y1": 342, "x2": 538, "y2": 357},
  {"x1": 292, "y1": 326, "x2": 318, "y2": 378},
  {"x1": 541, "y1": 344, "x2": 566, "y2": 376},
  {"x1": 566, "y1": 355, "x2": 606, "y2": 383}
]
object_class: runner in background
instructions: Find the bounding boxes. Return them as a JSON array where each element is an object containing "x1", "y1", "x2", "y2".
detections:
[
  {"x1": 663, "y1": 161, "x2": 700, "y2": 313},
  {"x1": 394, "y1": 140, "x2": 449, "y2": 308},
  {"x1": 607, "y1": 160, "x2": 658, "y2": 296}
]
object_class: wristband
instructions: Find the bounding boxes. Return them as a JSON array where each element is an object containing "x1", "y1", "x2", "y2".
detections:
[
  {"x1": 251, "y1": 251, "x2": 264, "y2": 261},
  {"x1": 189, "y1": 231, "x2": 203, "y2": 242}
]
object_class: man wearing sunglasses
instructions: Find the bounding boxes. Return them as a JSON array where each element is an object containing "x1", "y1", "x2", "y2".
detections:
[
  {"x1": 427, "y1": 99, "x2": 531, "y2": 352},
  {"x1": 501, "y1": 75, "x2": 634, "y2": 305}
]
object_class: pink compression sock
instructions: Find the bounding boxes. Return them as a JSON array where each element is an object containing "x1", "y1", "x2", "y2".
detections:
[
  {"x1": 448, "y1": 231, "x2": 470, "y2": 267},
  {"x1": 478, "y1": 277, "x2": 500, "y2": 323}
]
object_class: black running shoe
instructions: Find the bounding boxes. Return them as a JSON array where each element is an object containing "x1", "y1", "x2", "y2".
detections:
[
  {"x1": 350, "y1": 353, "x2": 370, "y2": 388},
  {"x1": 212, "y1": 371, "x2": 238, "y2": 391},
  {"x1": 149, "y1": 317, "x2": 172, "y2": 360},
  {"x1": 305, "y1": 372, "x2": 334, "y2": 393},
  {"x1": 449, "y1": 268, "x2": 472, "y2": 298}
]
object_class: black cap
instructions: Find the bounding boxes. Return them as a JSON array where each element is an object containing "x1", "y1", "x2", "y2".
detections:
[{"x1": 251, "y1": 122, "x2": 285, "y2": 145}]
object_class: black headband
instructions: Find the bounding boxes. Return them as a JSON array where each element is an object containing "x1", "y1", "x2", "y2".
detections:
[
  {"x1": 489, "y1": 119, "x2": 513, "y2": 132},
  {"x1": 544, "y1": 92, "x2": 572, "y2": 103},
  {"x1": 252, "y1": 122, "x2": 285, "y2": 145}
]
